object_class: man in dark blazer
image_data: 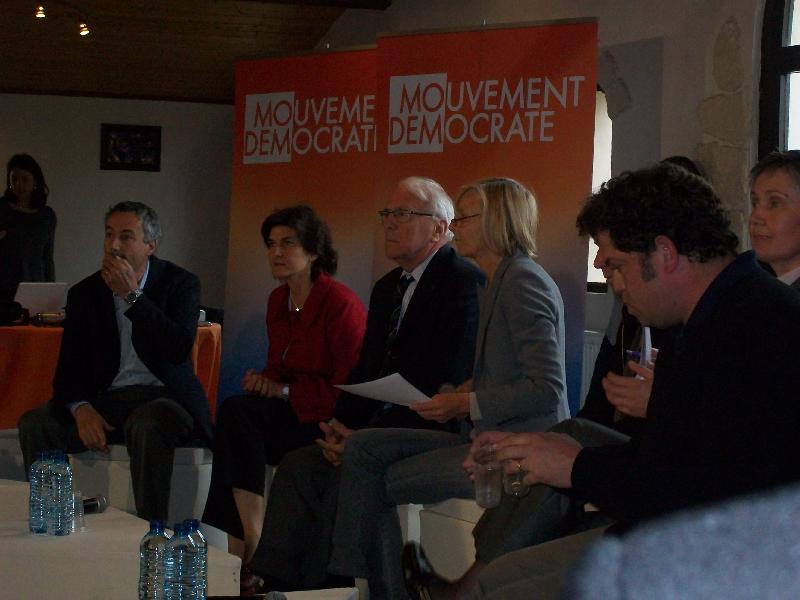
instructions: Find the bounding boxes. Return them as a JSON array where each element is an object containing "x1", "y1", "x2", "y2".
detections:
[
  {"x1": 455, "y1": 163, "x2": 800, "y2": 599},
  {"x1": 246, "y1": 177, "x2": 484, "y2": 593},
  {"x1": 18, "y1": 201, "x2": 212, "y2": 522}
]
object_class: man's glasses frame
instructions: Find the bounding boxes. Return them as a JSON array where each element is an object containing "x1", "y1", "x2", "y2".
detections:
[{"x1": 377, "y1": 208, "x2": 436, "y2": 223}]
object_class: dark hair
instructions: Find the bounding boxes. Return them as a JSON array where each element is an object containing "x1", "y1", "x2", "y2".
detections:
[
  {"x1": 260, "y1": 205, "x2": 337, "y2": 278},
  {"x1": 749, "y1": 150, "x2": 800, "y2": 189},
  {"x1": 577, "y1": 162, "x2": 738, "y2": 262},
  {"x1": 5, "y1": 154, "x2": 49, "y2": 209},
  {"x1": 661, "y1": 155, "x2": 704, "y2": 178},
  {"x1": 105, "y1": 201, "x2": 162, "y2": 244}
]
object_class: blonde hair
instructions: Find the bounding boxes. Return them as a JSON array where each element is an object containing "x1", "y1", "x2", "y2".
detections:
[{"x1": 457, "y1": 177, "x2": 538, "y2": 257}]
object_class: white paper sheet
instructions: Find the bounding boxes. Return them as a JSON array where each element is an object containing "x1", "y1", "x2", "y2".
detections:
[{"x1": 335, "y1": 373, "x2": 430, "y2": 406}]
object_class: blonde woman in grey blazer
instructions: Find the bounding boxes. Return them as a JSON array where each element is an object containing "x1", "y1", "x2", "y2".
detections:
[{"x1": 327, "y1": 177, "x2": 568, "y2": 600}]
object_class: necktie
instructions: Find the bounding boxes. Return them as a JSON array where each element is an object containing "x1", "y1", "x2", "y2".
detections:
[{"x1": 379, "y1": 274, "x2": 413, "y2": 377}]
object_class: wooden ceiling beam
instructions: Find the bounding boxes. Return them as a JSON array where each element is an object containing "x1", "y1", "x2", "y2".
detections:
[
  {"x1": 244, "y1": 0, "x2": 391, "y2": 9},
  {"x1": 0, "y1": 0, "x2": 365, "y2": 103}
]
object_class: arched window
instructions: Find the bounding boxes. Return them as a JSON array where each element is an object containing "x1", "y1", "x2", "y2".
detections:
[{"x1": 759, "y1": 0, "x2": 800, "y2": 154}]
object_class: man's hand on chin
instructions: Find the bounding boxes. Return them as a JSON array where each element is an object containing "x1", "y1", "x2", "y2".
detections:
[
  {"x1": 101, "y1": 253, "x2": 138, "y2": 297},
  {"x1": 73, "y1": 404, "x2": 115, "y2": 453}
]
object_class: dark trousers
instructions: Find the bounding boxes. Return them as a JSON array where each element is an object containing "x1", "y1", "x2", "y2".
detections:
[
  {"x1": 201, "y1": 394, "x2": 321, "y2": 540},
  {"x1": 250, "y1": 444, "x2": 341, "y2": 589},
  {"x1": 17, "y1": 385, "x2": 194, "y2": 522}
]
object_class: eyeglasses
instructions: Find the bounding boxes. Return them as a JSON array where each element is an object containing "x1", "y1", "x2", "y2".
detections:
[
  {"x1": 377, "y1": 208, "x2": 436, "y2": 223},
  {"x1": 450, "y1": 213, "x2": 482, "y2": 225}
]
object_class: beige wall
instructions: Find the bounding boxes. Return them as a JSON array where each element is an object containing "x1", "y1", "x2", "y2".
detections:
[{"x1": 0, "y1": 93, "x2": 233, "y2": 307}]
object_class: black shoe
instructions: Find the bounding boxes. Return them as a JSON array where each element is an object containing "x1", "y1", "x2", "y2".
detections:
[{"x1": 402, "y1": 542, "x2": 450, "y2": 600}]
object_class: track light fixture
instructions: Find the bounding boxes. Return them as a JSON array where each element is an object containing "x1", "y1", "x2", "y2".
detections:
[{"x1": 33, "y1": 2, "x2": 91, "y2": 37}]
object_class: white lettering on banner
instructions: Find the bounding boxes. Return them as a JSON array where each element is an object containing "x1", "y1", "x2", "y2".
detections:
[
  {"x1": 388, "y1": 73, "x2": 587, "y2": 154},
  {"x1": 243, "y1": 92, "x2": 295, "y2": 164},
  {"x1": 243, "y1": 92, "x2": 377, "y2": 164}
]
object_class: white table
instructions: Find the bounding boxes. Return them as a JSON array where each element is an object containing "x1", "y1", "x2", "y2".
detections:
[{"x1": 0, "y1": 478, "x2": 239, "y2": 599}]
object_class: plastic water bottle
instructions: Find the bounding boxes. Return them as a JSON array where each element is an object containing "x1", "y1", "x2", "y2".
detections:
[
  {"x1": 163, "y1": 523, "x2": 198, "y2": 600},
  {"x1": 184, "y1": 519, "x2": 207, "y2": 599},
  {"x1": 139, "y1": 520, "x2": 171, "y2": 600},
  {"x1": 47, "y1": 451, "x2": 73, "y2": 536},
  {"x1": 28, "y1": 451, "x2": 50, "y2": 534}
]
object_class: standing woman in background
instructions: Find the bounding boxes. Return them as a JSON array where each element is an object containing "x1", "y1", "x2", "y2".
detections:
[{"x1": 0, "y1": 154, "x2": 56, "y2": 302}]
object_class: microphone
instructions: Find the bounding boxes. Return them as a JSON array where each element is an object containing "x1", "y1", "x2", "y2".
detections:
[{"x1": 83, "y1": 495, "x2": 108, "y2": 514}]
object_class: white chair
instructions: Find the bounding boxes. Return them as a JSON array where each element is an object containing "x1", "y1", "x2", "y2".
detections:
[
  {"x1": 70, "y1": 444, "x2": 213, "y2": 525},
  {"x1": 0, "y1": 428, "x2": 26, "y2": 481},
  {"x1": 419, "y1": 498, "x2": 484, "y2": 579}
]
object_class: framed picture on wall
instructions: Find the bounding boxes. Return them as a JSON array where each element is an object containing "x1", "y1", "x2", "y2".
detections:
[{"x1": 100, "y1": 124, "x2": 161, "y2": 172}]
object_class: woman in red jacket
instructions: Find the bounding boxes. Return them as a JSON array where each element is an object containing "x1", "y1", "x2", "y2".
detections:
[{"x1": 203, "y1": 205, "x2": 367, "y2": 572}]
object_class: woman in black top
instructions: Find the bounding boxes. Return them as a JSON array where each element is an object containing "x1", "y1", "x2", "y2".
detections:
[{"x1": 0, "y1": 154, "x2": 56, "y2": 302}]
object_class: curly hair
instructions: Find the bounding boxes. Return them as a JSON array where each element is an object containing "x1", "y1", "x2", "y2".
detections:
[
  {"x1": 577, "y1": 163, "x2": 738, "y2": 262},
  {"x1": 260, "y1": 205, "x2": 337, "y2": 278}
]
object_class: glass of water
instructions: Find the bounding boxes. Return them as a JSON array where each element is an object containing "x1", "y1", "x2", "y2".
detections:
[{"x1": 473, "y1": 445, "x2": 503, "y2": 508}]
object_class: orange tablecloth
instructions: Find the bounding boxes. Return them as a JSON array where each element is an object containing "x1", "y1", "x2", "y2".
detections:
[{"x1": 0, "y1": 323, "x2": 221, "y2": 429}]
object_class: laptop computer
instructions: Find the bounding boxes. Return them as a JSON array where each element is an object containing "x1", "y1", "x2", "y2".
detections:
[{"x1": 13, "y1": 282, "x2": 69, "y2": 315}]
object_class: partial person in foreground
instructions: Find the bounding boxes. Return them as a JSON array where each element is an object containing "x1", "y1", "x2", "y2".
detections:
[
  {"x1": 749, "y1": 150, "x2": 800, "y2": 289},
  {"x1": 0, "y1": 153, "x2": 56, "y2": 302},
  {"x1": 453, "y1": 163, "x2": 800, "y2": 599},
  {"x1": 18, "y1": 201, "x2": 212, "y2": 522},
  {"x1": 331, "y1": 176, "x2": 569, "y2": 600},
  {"x1": 562, "y1": 477, "x2": 800, "y2": 598},
  {"x1": 202, "y1": 205, "x2": 367, "y2": 567},
  {"x1": 245, "y1": 177, "x2": 484, "y2": 595}
]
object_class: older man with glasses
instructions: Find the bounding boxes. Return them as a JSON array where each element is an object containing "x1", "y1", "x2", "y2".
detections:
[{"x1": 246, "y1": 176, "x2": 485, "y2": 595}]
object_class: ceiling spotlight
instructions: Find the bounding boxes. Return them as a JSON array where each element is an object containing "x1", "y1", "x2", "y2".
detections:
[
  {"x1": 79, "y1": 21, "x2": 90, "y2": 36},
  {"x1": 35, "y1": 5, "x2": 46, "y2": 18}
]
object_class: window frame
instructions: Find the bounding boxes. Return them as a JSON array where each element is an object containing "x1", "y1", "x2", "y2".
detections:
[{"x1": 759, "y1": 0, "x2": 800, "y2": 156}]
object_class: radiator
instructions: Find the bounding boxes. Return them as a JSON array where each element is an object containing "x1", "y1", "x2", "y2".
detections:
[{"x1": 581, "y1": 330, "x2": 605, "y2": 406}]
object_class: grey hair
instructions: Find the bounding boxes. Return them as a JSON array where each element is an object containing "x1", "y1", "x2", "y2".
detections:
[
  {"x1": 397, "y1": 176, "x2": 455, "y2": 241},
  {"x1": 105, "y1": 201, "x2": 162, "y2": 244}
]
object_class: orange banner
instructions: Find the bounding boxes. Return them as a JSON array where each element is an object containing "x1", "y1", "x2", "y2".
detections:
[
  {"x1": 225, "y1": 21, "x2": 596, "y2": 412},
  {"x1": 224, "y1": 48, "x2": 378, "y2": 400},
  {"x1": 374, "y1": 21, "x2": 597, "y2": 411}
]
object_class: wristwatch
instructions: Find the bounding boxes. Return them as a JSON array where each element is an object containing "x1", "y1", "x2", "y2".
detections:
[
  {"x1": 281, "y1": 385, "x2": 290, "y2": 400},
  {"x1": 124, "y1": 288, "x2": 143, "y2": 306}
]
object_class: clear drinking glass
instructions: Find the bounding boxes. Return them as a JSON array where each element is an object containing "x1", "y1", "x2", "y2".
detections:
[
  {"x1": 473, "y1": 445, "x2": 503, "y2": 508},
  {"x1": 72, "y1": 490, "x2": 85, "y2": 532}
]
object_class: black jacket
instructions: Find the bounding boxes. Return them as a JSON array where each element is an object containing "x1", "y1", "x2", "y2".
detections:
[
  {"x1": 51, "y1": 255, "x2": 213, "y2": 443},
  {"x1": 572, "y1": 252, "x2": 800, "y2": 526},
  {"x1": 334, "y1": 244, "x2": 485, "y2": 430}
]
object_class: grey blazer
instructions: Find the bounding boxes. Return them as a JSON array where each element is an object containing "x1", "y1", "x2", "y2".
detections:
[{"x1": 472, "y1": 249, "x2": 569, "y2": 433}]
